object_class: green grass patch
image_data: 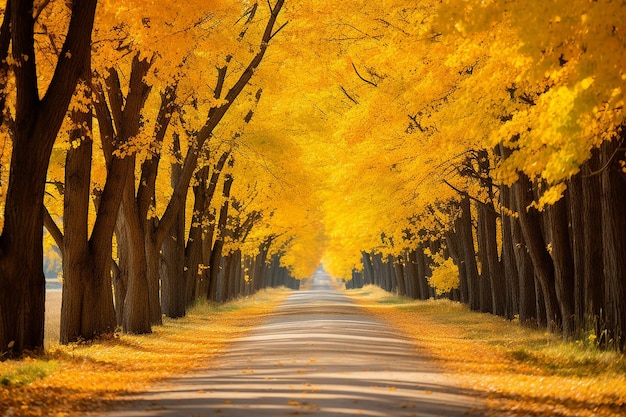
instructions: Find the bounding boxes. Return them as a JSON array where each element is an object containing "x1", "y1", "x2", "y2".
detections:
[
  {"x1": 376, "y1": 296, "x2": 413, "y2": 305},
  {"x1": 0, "y1": 360, "x2": 59, "y2": 387}
]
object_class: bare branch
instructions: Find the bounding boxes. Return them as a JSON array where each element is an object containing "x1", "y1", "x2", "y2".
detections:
[
  {"x1": 270, "y1": 21, "x2": 289, "y2": 41},
  {"x1": 352, "y1": 63, "x2": 377, "y2": 87},
  {"x1": 340, "y1": 86, "x2": 359, "y2": 104},
  {"x1": 43, "y1": 206, "x2": 64, "y2": 255}
]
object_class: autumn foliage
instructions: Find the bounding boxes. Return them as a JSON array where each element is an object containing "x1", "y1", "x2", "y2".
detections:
[{"x1": 0, "y1": 0, "x2": 625, "y2": 360}]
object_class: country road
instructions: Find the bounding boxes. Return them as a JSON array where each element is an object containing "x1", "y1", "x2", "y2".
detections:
[{"x1": 95, "y1": 269, "x2": 484, "y2": 416}]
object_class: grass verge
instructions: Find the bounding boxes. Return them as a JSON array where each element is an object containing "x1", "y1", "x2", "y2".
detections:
[
  {"x1": 0, "y1": 287, "x2": 291, "y2": 417},
  {"x1": 346, "y1": 285, "x2": 626, "y2": 417}
]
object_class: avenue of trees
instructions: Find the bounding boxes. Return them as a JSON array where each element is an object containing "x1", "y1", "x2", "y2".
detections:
[
  {"x1": 0, "y1": 0, "x2": 309, "y2": 357},
  {"x1": 1, "y1": 0, "x2": 626, "y2": 357}
]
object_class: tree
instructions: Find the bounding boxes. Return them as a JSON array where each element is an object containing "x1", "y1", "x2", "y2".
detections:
[
  {"x1": 116, "y1": 0, "x2": 288, "y2": 332},
  {"x1": 0, "y1": 0, "x2": 98, "y2": 356}
]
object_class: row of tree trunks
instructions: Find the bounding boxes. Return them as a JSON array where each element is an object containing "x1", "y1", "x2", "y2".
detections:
[
  {"x1": 208, "y1": 248, "x2": 300, "y2": 299},
  {"x1": 348, "y1": 248, "x2": 435, "y2": 300},
  {"x1": 351, "y1": 136, "x2": 626, "y2": 350},
  {"x1": 438, "y1": 160, "x2": 608, "y2": 338},
  {"x1": 60, "y1": 0, "x2": 287, "y2": 341}
]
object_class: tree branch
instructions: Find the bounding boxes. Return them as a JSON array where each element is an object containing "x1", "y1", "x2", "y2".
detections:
[
  {"x1": 352, "y1": 63, "x2": 377, "y2": 87},
  {"x1": 43, "y1": 206, "x2": 64, "y2": 256},
  {"x1": 443, "y1": 179, "x2": 500, "y2": 217},
  {"x1": 340, "y1": 86, "x2": 359, "y2": 104},
  {"x1": 270, "y1": 21, "x2": 289, "y2": 41}
]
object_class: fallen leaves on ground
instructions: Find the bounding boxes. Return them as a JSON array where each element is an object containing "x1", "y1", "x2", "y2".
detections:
[
  {"x1": 0, "y1": 288, "x2": 290, "y2": 417},
  {"x1": 347, "y1": 286, "x2": 626, "y2": 417}
]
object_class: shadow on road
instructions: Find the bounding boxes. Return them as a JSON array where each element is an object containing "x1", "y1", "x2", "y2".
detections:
[{"x1": 99, "y1": 268, "x2": 485, "y2": 417}]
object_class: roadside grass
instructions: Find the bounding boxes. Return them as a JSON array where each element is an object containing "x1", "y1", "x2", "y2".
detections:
[
  {"x1": 347, "y1": 285, "x2": 626, "y2": 416},
  {"x1": 0, "y1": 287, "x2": 291, "y2": 417}
]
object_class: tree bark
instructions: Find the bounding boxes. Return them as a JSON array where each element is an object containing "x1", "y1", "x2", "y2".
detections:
[
  {"x1": 106, "y1": 56, "x2": 154, "y2": 332},
  {"x1": 415, "y1": 246, "x2": 431, "y2": 300},
  {"x1": 61, "y1": 69, "x2": 117, "y2": 343},
  {"x1": 599, "y1": 137, "x2": 626, "y2": 350},
  {"x1": 444, "y1": 230, "x2": 468, "y2": 304},
  {"x1": 361, "y1": 252, "x2": 375, "y2": 286},
  {"x1": 457, "y1": 195, "x2": 480, "y2": 310},
  {"x1": 508, "y1": 189, "x2": 537, "y2": 324},
  {"x1": 567, "y1": 174, "x2": 585, "y2": 327},
  {"x1": 581, "y1": 150, "x2": 604, "y2": 342},
  {"x1": 500, "y1": 185, "x2": 520, "y2": 320},
  {"x1": 403, "y1": 250, "x2": 417, "y2": 298},
  {"x1": 514, "y1": 174, "x2": 561, "y2": 331},
  {"x1": 185, "y1": 151, "x2": 229, "y2": 303},
  {"x1": 121, "y1": 184, "x2": 152, "y2": 334},
  {"x1": 160, "y1": 136, "x2": 186, "y2": 318},
  {"x1": 484, "y1": 204, "x2": 505, "y2": 317},
  {"x1": 546, "y1": 195, "x2": 576, "y2": 338},
  {"x1": 208, "y1": 169, "x2": 235, "y2": 301},
  {"x1": 113, "y1": 212, "x2": 130, "y2": 327},
  {"x1": 476, "y1": 202, "x2": 497, "y2": 314},
  {"x1": 392, "y1": 255, "x2": 407, "y2": 296}
]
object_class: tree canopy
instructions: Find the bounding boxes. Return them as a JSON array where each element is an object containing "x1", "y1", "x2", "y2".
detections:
[{"x1": 1, "y1": 0, "x2": 625, "y2": 355}]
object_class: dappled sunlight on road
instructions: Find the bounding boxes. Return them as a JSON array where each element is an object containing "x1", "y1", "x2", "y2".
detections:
[{"x1": 98, "y1": 270, "x2": 483, "y2": 416}]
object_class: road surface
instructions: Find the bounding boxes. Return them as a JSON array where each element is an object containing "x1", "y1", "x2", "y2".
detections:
[{"x1": 96, "y1": 269, "x2": 484, "y2": 416}]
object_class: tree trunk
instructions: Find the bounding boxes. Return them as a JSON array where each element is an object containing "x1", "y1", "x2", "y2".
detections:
[
  {"x1": 392, "y1": 255, "x2": 407, "y2": 296},
  {"x1": 121, "y1": 184, "x2": 152, "y2": 334},
  {"x1": 458, "y1": 195, "x2": 480, "y2": 310},
  {"x1": 231, "y1": 250, "x2": 243, "y2": 299},
  {"x1": 508, "y1": 192, "x2": 537, "y2": 324},
  {"x1": 581, "y1": 150, "x2": 604, "y2": 342},
  {"x1": 252, "y1": 242, "x2": 268, "y2": 292},
  {"x1": 444, "y1": 230, "x2": 468, "y2": 304},
  {"x1": 102, "y1": 55, "x2": 153, "y2": 333},
  {"x1": 567, "y1": 174, "x2": 585, "y2": 328},
  {"x1": 160, "y1": 136, "x2": 186, "y2": 318},
  {"x1": 403, "y1": 250, "x2": 417, "y2": 298},
  {"x1": 546, "y1": 195, "x2": 576, "y2": 338},
  {"x1": 477, "y1": 202, "x2": 501, "y2": 314},
  {"x1": 384, "y1": 256, "x2": 395, "y2": 292},
  {"x1": 114, "y1": 213, "x2": 130, "y2": 327},
  {"x1": 184, "y1": 168, "x2": 208, "y2": 302},
  {"x1": 0, "y1": 0, "x2": 98, "y2": 355},
  {"x1": 220, "y1": 252, "x2": 233, "y2": 301},
  {"x1": 600, "y1": 138, "x2": 626, "y2": 350},
  {"x1": 514, "y1": 174, "x2": 561, "y2": 331},
  {"x1": 413, "y1": 247, "x2": 430, "y2": 300},
  {"x1": 361, "y1": 252, "x2": 375, "y2": 285},
  {"x1": 482, "y1": 203, "x2": 506, "y2": 316},
  {"x1": 208, "y1": 169, "x2": 234, "y2": 300},
  {"x1": 500, "y1": 185, "x2": 520, "y2": 319},
  {"x1": 61, "y1": 74, "x2": 116, "y2": 343},
  {"x1": 160, "y1": 211, "x2": 186, "y2": 318},
  {"x1": 186, "y1": 151, "x2": 230, "y2": 303}
]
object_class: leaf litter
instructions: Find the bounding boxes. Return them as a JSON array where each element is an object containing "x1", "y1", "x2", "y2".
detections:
[
  {"x1": 347, "y1": 285, "x2": 626, "y2": 417},
  {"x1": 0, "y1": 288, "x2": 290, "y2": 417}
]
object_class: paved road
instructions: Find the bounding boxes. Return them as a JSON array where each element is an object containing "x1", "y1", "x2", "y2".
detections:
[{"x1": 97, "y1": 270, "x2": 484, "y2": 416}]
